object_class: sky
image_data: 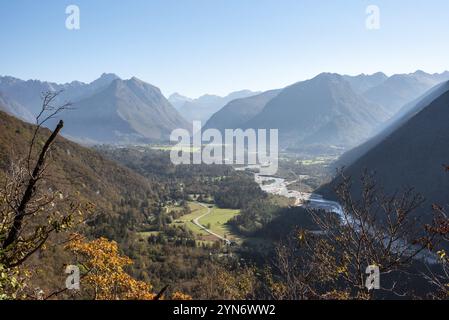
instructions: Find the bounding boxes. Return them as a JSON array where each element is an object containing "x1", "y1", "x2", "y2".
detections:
[{"x1": 1, "y1": 0, "x2": 449, "y2": 98}]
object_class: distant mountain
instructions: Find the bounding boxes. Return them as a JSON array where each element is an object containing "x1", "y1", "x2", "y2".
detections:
[
  {"x1": 50, "y1": 77, "x2": 189, "y2": 144},
  {"x1": 168, "y1": 93, "x2": 192, "y2": 110},
  {"x1": 362, "y1": 71, "x2": 449, "y2": 116},
  {"x1": 178, "y1": 90, "x2": 260, "y2": 124},
  {"x1": 336, "y1": 81, "x2": 449, "y2": 168},
  {"x1": 245, "y1": 73, "x2": 389, "y2": 148},
  {"x1": 343, "y1": 72, "x2": 388, "y2": 94},
  {"x1": 0, "y1": 93, "x2": 34, "y2": 122},
  {"x1": 0, "y1": 76, "x2": 66, "y2": 115},
  {"x1": 204, "y1": 89, "x2": 281, "y2": 131},
  {"x1": 0, "y1": 73, "x2": 120, "y2": 115},
  {"x1": 0, "y1": 74, "x2": 188, "y2": 144},
  {"x1": 320, "y1": 83, "x2": 449, "y2": 223}
]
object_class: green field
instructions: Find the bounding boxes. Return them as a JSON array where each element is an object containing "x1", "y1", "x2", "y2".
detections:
[
  {"x1": 136, "y1": 202, "x2": 242, "y2": 243},
  {"x1": 170, "y1": 202, "x2": 241, "y2": 242},
  {"x1": 297, "y1": 156, "x2": 337, "y2": 166},
  {"x1": 198, "y1": 207, "x2": 240, "y2": 241},
  {"x1": 172, "y1": 202, "x2": 210, "y2": 236}
]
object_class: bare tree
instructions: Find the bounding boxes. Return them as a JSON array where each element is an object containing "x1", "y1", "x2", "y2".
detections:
[
  {"x1": 423, "y1": 205, "x2": 449, "y2": 298},
  {"x1": 421, "y1": 166, "x2": 449, "y2": 298},
  {"x1": 268, "y1": 171, "x2": 436, "y2": 300},
  {"x1": 0, "y1": 91, "x2": 81, "y2": 269},
  {"x1": 267, "y1": 233, "x2": 320, "y2": 300},
  {"x1": 306, "y1": 171, "x2": 435, "y2": 298}
]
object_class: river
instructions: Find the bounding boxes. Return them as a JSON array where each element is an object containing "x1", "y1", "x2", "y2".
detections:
[
  {"x1": 237, "y1": 165, "x2": 437, "y2": 264},
  {"x1": 237, "y1": 166, "x2": 344, "y2": 216}
]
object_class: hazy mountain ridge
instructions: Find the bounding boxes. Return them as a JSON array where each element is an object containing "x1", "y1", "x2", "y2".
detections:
[
  {"x1": 202, "y1": 71, "x2": 449, "y2": 151},
  {"x1": 204, "y1": 89, "x2": 282, "y2": 131},
  {"x1": 178, "y1": 89, "x2": 260, "y2": 124},
  {"x1": 245, "y1": 73, "x2": 390, "y2": 148},
  {"x1": 0, "y1": 74, "x2": 188, "y2": 144},
  {"x1": 48, "y1": 77, "x2": 189, "y2": 144},
  {"x1": 168, "y1": 93, "x2": 192, "y2": 110},
  {"x1": 336, "y1": 81, "x2": 449, "y2": 168},
  {"x1": 0, "y1": 73, "x2": 120, "y2": 115},
  {"x1": 343, "y1": 72, "x2": 388, "y2": 94},
  {"x1": 0, "y1": 93, "x2": 34, "y2": 122},
  {"x1": 2, "y1": 70, "x2": 449, "y2": 147},
  {"x1": 362, "y1": 70, "x2": 449, "y2": 115},
  {"x1": 320, "y1": 84, "x2": 449, "y2": 223}
]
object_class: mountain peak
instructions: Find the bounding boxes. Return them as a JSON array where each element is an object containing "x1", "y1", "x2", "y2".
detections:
[
  {"x1": 125, "y1": 77, "x2": 161, "y2": 94},
  {"x1": 169, "y1": 92, "x2": 188, "y2": 99},
  {"x1": 100, "y1": 73, "x2": 120, "y2": 80},
  {"x1": 89, "y1": 73, "x2": 120, "y2": 89},
  {"x1": 129, "y1": 76, "x2": 143, "y2": 83},
  {"x1": 413, "y1": 70, "x2": 431, "y2": 77},
  {"x1": 246, "y1": 73, "x2": 388, "y2": 148},
  {"x1": 309, "y1": 73, "x2": 347, "y2": 86},
  {"x1": 372, "y1": 71, "x2": 388, "y2": 78},
  {"x1": 169, "y1": 92, "x2": 192, "y2": 102},
  {"x1": 314, "y1": 72, "x2": 343, "y2": 79}
]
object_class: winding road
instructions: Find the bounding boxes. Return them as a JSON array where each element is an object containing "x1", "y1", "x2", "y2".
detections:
[{"x1": 192, "y1": 203, "x2": 232, "y2": 245}]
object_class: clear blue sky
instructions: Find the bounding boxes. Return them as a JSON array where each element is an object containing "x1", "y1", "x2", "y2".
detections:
[{"x1": 1, "y1": 0, "x2": 448, "y2": 97}]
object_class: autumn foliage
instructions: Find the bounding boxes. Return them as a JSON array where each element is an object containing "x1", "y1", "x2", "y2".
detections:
[
  {"x1": 66, "y1": 234, "x2": 155, "y2": 300},
  {"x1": 66, "y1": 234, "x2": 192, "y2": 300}
]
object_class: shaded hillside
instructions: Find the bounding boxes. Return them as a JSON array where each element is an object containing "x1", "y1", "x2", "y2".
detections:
[
  {"x1": 320, "y1": 86, "x2": 449, "y2": 223},
  {"x1": 336, "y1": 81, "x2": 449, "y2": 168},
  {"x1": 0, "y1": 110, "x2": 167, "y2": 233},
  {"x1": 204, "y1": 89, "x2": 281, "y2": 131},
  {"x1": 245, "y1": 73, "x2": 389, "y2": 148}
]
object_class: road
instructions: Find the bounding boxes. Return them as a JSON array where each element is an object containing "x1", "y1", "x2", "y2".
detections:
[{"x1": 192, "y1": 203, "x2": 232, "y2": 245}]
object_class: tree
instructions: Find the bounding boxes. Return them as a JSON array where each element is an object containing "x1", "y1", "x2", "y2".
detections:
[
  {"x1": 65, "y1": 234, "x2": 156, "y2": 300},
  {"x1": 268, "y1": 171, "x2": 435, "y2": 299},
  {"x1": 65, "y1": 234, "x2": 192, "y2": 300},
  {"x1": 266, "y1": 233, "x2": 321, "y2": 300},
  {"x1": 194, "y1": 263, "x2": 259, "y2": 299},
  {"x1": 310, "y1": 172, "x2": 436, "y2": 298},
  {"x1": 424, "y1": 204, "x2": 449, "y2": 298},
  {"x1": 0, "y1": 92, "x2": 87, "y2": 299},
  {"x1": 422, "y1": 166, "x2": 449, "y2": 298}
]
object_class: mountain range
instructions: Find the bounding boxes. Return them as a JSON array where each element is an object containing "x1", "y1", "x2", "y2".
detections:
[
  {"x1": 244, "y1": 73, "x2": 389, "y2": 148},
  {"x1": 320, "y1": 80, "x2": 449, "y2": 223},
  {"x1": 0, "y1": 74, "x2": 189, "y2": 144},
  {"x1": 204, "y1": 89, "x2": 282, "y2": 132},
  {"x1": 168, "y1": 93, "x2": 192, "y2": 110},
  {"x1": 362, "y1": 70, "x2": 449, "y2": 115},
  {"x1": 203, "y1": 71, "x2": 449, "y2": 150},
  {"x1": 173, "y1": 90, "x2": 260, "y2": 124},
  {"x1": 2, "y1": 70, "x2": 449, "y2": 148}
]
